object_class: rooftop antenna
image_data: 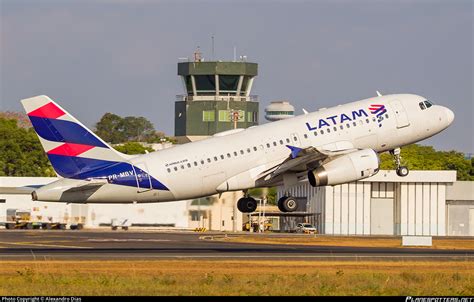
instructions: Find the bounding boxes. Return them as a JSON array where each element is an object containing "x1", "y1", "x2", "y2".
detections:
[{"x1": 211, "y1": 34, "x2": 215, "y2": 61}]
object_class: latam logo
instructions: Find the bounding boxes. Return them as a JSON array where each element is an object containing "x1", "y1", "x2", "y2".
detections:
[
  {"x1": 305, "y1": 109, "x2": 368, "y2": 131},
  {"x1": 305, "y1": 105, "x2": 388, "y2": 131},
  {"x1": 369, "y1": 104, "x2": 387, "y2": 127}
]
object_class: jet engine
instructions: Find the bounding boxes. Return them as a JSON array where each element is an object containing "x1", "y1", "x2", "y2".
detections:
[{"x1": 307, "y1": 149, "x2": 379, "y2": 187}]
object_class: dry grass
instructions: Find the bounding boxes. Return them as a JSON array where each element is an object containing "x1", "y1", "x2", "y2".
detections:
[
  {"x1": 0, "y1": 260, "x2": 473, "y2": 296},
  {"x1": 215, "y1": 235, "x2": 474, "y2": 250}
]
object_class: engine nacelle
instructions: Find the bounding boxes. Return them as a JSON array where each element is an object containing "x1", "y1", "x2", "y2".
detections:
[{"x1": 308, "y1": 149, "x2": 379, "y2": 187}]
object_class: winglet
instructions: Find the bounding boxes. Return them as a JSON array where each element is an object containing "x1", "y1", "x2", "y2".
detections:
[
  {"x1": 286, "y1": 145, "x2": 303, "y2": 159},
  {"x1": 376, "y1": 91, "x2": 382, "y2": 97}
]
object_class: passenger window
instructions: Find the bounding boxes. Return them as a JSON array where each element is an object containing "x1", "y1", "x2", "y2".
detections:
[
  {"x1": 207, "y1": 158, "x2": 211, "y2": 163},
  {"x1": 346, "y1": 124, "x2": 350, "y2": 128},
  {"x1": 314, "y1": 131, "x2": 318, "y2": 136},
  {"x1": 293, "y1": 136, "x2": 298, "y2": 141},
  {"x1": 187, "y1": 163, "x2": 191, "y2": 168},
  {"x1": 253, "y1": 146, "x2": 257, "y2": 151},
  {"x1": 240, "y1": 150, "x2": 244, "y2": 154},
  {"x1": 167, "y1": 168, "x2": 171, "y2": 173},
  {"x1": 234, "y1": 151, "x2": 238, "y2": 156},
  {"x1": 247, "y1": 148, "x2": 251, "y2": 153},
  {"x1": 353, "y1": 121, "x2": 357, "y2": 127},
  {"x1": 174, "y1": 167, "x2": 178, "y2": 171},
  {"x1": 419, "y1": 102, "x2": 426, "y2": 110},
  {"x1": 220, "y1": 155, "x2": 224, "y2": 160},
  {"x1": 366, "y1": 119, "x2": 370, "y2": 123},
  {"x1": 227, "y1": 153, "x2": 231, "y2": 158},
  {"x1": 279, "y1": 140, "x2": 283, "y2": 145},
  {"x1": 372, "y1": 117, "x2": 376, "y2": 122},
  {"x1": 266, "y1": 143, "x2": 270, "y2": 148},
  {"x1": 320, "y1": 129, "x2": 324, "y2": 135},
  {"x1": 213, "y1": 156, "x2": 217, "y2": 161},
  {"x1": 333, "y1": 126, "x2": 337, "y2": 131},
  {"x1": 285, "y1": 138, "x2": 290, "y2": 143},
  {"x1": 385, "y1": 114, "x2": 389, "y2": 119},
  {"x1": 273, "y1": 142, "x2": 277, "y2": 146},
  {"x1": 327, "y1": 128, "x2": 331, "y2": 133},
  {"x1": 181, "y1": 165, "x2": 184, "y2": 170},
  {"x1": 304, "y1": 134, "x2": 308, "y2": 139},
  {"x1": 201, "y1": 160, "x2": 204, "y2": 165},
  {"x1": 194, "y1": 161, "x2": 198, "y2": 166},
  {"x1": 340, "y1": 125, "x2": 344, "y2": 130}
]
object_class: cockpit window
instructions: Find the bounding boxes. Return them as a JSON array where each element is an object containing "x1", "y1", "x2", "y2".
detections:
[
  {"x1": 419, "y1": 102, "x2": 426, "y2": 110},
  {"x1": 424, "y1": 100, "x2": 433, "y2": 108}
]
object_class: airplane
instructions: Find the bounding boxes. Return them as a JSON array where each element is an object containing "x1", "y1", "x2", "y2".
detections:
[{"x1": 21, "y1": 93, "x2": 454, "y2": 213}]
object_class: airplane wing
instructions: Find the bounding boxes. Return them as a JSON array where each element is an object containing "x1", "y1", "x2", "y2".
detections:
[{"x1": 257, "y1": 141, "x2": 358, "y2": 183}]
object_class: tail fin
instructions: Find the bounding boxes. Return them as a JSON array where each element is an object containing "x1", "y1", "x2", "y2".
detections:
[{"x1": 21, "y1": 95, "x2": 127, "y2": 178}]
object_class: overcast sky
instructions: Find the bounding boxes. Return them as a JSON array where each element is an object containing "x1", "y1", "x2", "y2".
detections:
[{"x1": 1, "y1": 0, "x2": 472, "y2": 153}]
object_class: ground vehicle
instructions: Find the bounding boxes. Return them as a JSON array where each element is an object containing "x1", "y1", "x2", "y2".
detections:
[
  {"x1": 295, "y1": 223, "x2": 317, "y2": 234},
  {"x1": 4, "y1": 209, "x2": 41, "y2": 229},
  {"x1": 111, "y1": 218, "x2": 131, "y2": 230}
]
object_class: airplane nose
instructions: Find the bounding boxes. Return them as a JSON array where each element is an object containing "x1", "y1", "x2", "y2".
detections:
[{"x1": 445, "y1": 108, "x2": 455, "y2": 126}]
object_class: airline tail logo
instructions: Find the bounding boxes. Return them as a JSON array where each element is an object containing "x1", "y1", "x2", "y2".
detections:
[
  {"x1": 369, "y1": 104, "x2": 387, "y2": 127},
  {"x1": 21, "y1": 95, "x2": 168, "y2": 191}
]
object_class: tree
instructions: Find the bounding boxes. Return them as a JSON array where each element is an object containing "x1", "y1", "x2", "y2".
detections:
[
  {"x1": 379, "y1": 144, "x2": 473, "y2": 181},
  {"x1": 95, "y1": 113, "x2": 126, "y2": 144},
  {"x1": 114, "y1": 142, "x2": 154, "y2": 155},
  {"x1": 94, "y1": 113, "x2": 167, "y2": 144},
  {"x1": 0, "y1": 117, "x2": 55, "y2": 177}
]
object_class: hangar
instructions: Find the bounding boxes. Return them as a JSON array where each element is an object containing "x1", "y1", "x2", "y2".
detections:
[{"x1": 279, "y1": 170, "x2": 473, "y2": 236}]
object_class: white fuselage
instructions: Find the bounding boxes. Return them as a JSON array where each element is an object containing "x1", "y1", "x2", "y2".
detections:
[{"x1": 39, "y1": 94, "x2": 454, "y2": 203}]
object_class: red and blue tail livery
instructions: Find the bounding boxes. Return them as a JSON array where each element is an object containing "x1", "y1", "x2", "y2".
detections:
[{"x1": 21, "y1": 96, "x2": 168, "y2": 191}]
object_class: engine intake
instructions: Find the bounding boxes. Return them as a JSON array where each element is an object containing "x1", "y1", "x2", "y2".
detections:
[{"x1": 308, "y1": 149, "x2": 379, "y2": 187}]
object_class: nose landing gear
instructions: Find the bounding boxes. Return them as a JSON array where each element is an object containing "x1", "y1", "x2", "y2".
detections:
[{"x1": 390, "y1": 148, "x2": 409, "y2": 177}]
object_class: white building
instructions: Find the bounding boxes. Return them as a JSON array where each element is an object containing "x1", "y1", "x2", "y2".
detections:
[{"x1": 280, "y1": 170, "x2": 473, "y2": 236}]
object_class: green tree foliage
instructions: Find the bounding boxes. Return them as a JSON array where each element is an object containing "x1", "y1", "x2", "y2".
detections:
[
  {"x1": 95, "y1": 113, "x2": 164, "y2": 144},
  {"x1": 0, "y1": 118, "x2": 55, "y2": 177},
  {"x1": 379, "y1": 144, "x2": 473, "y2": 181},
  {"x1": 114, "y1": 142, "x2": 154, "y2": 155}
]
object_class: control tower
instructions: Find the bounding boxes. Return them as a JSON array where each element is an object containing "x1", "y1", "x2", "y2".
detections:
[{"x1": 174, "y1": 49, "x2": 259, "y2": 143}]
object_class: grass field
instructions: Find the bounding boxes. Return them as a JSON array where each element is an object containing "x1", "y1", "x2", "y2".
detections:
[
  {"x1": 214, "y1": 235, "x2": 474, "y2": 250},
  {"x1": 1, "y1": 260, "x2": 473, "y2": 296}
]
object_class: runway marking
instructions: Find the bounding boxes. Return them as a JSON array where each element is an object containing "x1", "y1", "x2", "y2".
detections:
[
  {"x1": 0, "y1": 241, "x2": 88, "y2": 249},
  {"x1": 86, "y1": 239, "x2": 172, "y2": 242}
]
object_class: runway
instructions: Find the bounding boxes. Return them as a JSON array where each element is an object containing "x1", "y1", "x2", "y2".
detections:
[{"x1": 0, "y1": 230, "x2": 473, "y2": 260}]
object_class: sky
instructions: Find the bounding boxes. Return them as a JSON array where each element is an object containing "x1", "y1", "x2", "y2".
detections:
[{"x1": 1, "y1": 0, "x2": 472, "y2": 153}]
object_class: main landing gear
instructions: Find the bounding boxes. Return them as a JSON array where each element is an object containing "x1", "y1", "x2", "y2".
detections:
[
  {"x1": 237, "y1": 195, "x2": 258, "y2": 213},
  {"x1": 390, "y1": 148, "x2": 409, "y2": 177},
  {"x1": 236, "y1": 192, "x2": 299, "y2": 213},
  {"x1": 277, "y1": 196, "x2": 298, "y2": 213}
]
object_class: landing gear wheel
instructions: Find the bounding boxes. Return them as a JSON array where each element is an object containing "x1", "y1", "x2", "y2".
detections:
[
  {"x1": 278, "y1": 196, "x2": 298, "y2": 213},
  {"x1": 396, "y1": 166, "x2": 409, "y2": 177},
  {"x1": 237, "y1": 197, "x2": 257, "y2": 213},
  {"x1": 390, "y1": 148, "x2": 409, "y2": 177}
]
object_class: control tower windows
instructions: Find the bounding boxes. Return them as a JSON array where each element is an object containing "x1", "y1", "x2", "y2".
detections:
[
  {"x1": 219, "y1": 75, "x2": 239, "y2": 94},
  {"x1": 194, "y1": 75, "x2": 216, "y2": 95}
]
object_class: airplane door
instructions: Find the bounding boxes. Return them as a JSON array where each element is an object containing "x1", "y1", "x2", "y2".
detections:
[
  {"x1": 389, "y1": 100, "x2": 410, "y2": 128},
  {"x1": 133, "y1": 162, "x2": 152, "y2": 193}
]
